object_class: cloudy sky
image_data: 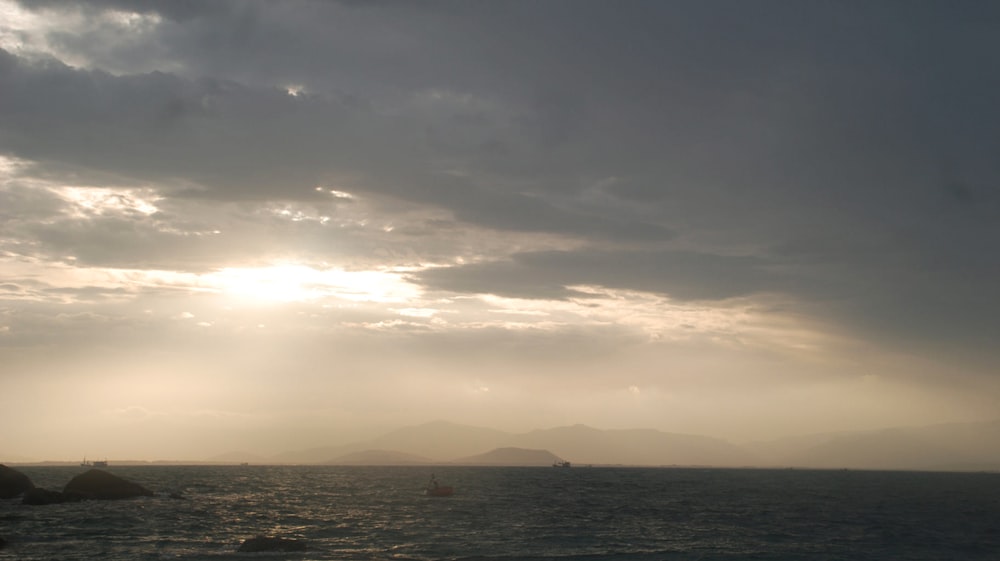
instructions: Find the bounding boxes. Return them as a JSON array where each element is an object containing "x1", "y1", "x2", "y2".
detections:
[{"x1": 2, "y1": 0, "x2": 998, "y2": 461}]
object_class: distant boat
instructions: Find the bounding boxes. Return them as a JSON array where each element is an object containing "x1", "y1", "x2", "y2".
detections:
[
  {"x1": 425, "y1": 474, "x2": 453, "y2": 497},
  {"x1": 80, "y1": 458, "x2": 108, "y2": 467},
  {"x1": 426, "y1": 485, "x2": 454, "y2": 497},
  {"x1": 553, "y1": 460, "x2": 571, "y2": 468}
]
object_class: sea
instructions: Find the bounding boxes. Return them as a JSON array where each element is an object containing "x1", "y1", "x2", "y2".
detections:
[{"x1": 1, "y1": 465, "x2": 998, "y2": 560}]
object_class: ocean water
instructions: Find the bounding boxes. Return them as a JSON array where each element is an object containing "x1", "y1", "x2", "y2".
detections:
[{"x1": 1, "y1": 466, "x2": 998, "y2": 560}]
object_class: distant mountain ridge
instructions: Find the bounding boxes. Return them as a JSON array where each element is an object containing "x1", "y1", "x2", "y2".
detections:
[
  {"x1": 205, "y1": 450, "x2": 270, "y2": 464},
  {"x1": 265, "y1": 421, "x2": 756, "y2": 466},
  {"x1": 507, "y1": 424, "x2": 757, "y2": 467},
  {"x1": 751, "y1": 419, "x2": 1000, "y2": 471},
  {"x1": 226, "y1": 418, "x2": 1000, "y2": 471},
  {"x1": 452, "y1": 447, "x2": 562, "y2": 466},
  {"x1": 325, "y1": 449, "x2": 434, "y2": 465}
]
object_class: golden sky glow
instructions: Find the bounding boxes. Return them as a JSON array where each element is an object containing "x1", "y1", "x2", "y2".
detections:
[{"x1": 2, "y1": 0, "x2": 999, "y2": 463}]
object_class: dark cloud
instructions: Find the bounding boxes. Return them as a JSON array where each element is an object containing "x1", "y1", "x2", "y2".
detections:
[
  {"x1": 0, "y1": 181, "x2": 66, "y2": 220},
  {"x1": 415, "y1": 249, "x2": 776, "y2": 302},
  {"x1": 0, "y1": 45, "x2": 671, "y2": 242},
  {"x1": 3, "y1": 0, "x2": 1000, "y2": 359},
  {"x1": 16, "y1": 0, "x2": 231, "y2": 22},
  {"x1": 0, "y1": 50, "x2": 360, "y2": 198}
]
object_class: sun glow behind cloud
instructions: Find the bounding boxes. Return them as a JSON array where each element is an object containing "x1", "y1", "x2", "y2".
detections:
[
  {"x1": 0, "y1": 255, "x2": 423, "y2": 308},
  {"x1": 207, "y1": 264, "x2": 422, "y2": 303},
  {"x1": 55, "y1": 186, "x2": 161, "y2": 217}
]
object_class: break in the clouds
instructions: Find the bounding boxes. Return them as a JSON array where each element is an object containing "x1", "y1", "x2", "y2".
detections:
[{"x1": 1, "y1": 0, "x2": 999, "y2": 461}]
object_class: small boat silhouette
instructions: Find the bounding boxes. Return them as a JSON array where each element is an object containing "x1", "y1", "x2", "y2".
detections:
[
  {"x1": 425, "y1": 485, "x2": 454, "y2": 497},
  {"x1": 425, "y1": 474, "x2": 453, "y2": 496}
]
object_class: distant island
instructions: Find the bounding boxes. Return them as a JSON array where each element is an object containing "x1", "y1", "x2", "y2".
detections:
[{"x1": 451, "y1": 447, "x2": 562, "y2": 466}]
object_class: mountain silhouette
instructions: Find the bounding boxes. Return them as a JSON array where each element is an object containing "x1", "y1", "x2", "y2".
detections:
[
  {"x1": 755, "y1": 419, "x2": 1000, "y2": 470},
  {"x1": 363, "y1": 420, "x2": 510, "y2": 459},
  {"x1": 238, "y1": 418, "x2": 1000, "y2": 470},
  {"x1": 506, "y1": 424, "x2": 758, "y2": 466},
  {"x1": 451, "y1": 447, "x2": 562, "y2": 466},
  {"x1": 325, "y1": 449, "x2": 434, "y2": 465}
]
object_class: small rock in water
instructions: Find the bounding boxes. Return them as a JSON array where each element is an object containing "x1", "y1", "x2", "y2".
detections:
[
  {"x1": 22, "y1": 488, "x2": 70, "y2": 506},
  {"x1": 238, "y1": 535, "x2": 307, "y2": 552}
]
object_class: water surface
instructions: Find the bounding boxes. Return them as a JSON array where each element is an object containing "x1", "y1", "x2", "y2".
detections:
[{"x1": 2, "y1": 466, "x2": 998, "y2": 560}]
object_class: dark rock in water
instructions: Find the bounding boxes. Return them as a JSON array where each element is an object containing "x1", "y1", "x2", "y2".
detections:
[
  {"x1": 23, "y1": 487, "x2": 62, "y2": 505},
  {"x1": 63, "y1": 469, "x2": 153, "y2": 500},
  {"x1": 21, "y1": 487, "x2": 86, "y2": 505},
  {"x1": 238, "y1": 536, "x2": 307, "y2": 552},
  {"x1": 23, "y1": 470, "x2": 150, "y2": 505},
  {"x1": 21, "y1": 487, "x2": 56, "y2": 505},
  {"x1": 0, "y1": 464, "x2": 34, "y2": 499},
  {"x1": 0, "y1": 536, "x2": 7, "y2": 549}
]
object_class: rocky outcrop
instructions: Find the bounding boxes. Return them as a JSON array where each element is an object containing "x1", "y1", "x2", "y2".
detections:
[
  {"x1": 20, "y1": 469, "x2": 153, "y2": 505},
  {"x1": 0, "y1": 464, "x2": 34, "y2": 499},
  {"x1": 238, "y1": 536, "x2": 307, "y2": 552},
  {"x1": 21, "y1": 487, "x2": 86, "y2": 506},
  {"x1": 62, "y1": 469, "x2": 153, "y2": 500}
]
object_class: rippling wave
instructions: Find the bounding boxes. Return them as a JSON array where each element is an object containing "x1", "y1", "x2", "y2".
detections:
[{"x1": 2, "y1": 466, "x2": 998, "y2": 560}]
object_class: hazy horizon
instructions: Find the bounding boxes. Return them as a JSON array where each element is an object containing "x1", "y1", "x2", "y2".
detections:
[
  {"x1": 5, "y1": 417, "x2": 1000, "y2": 470},
  {"x1": 2, "y1": 1, "x2": 999, "y2": 462}
]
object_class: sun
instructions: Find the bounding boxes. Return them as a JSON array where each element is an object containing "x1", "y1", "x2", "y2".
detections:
[{"x1": 207, "y1": 264, "x2": 421, "y2": 304}]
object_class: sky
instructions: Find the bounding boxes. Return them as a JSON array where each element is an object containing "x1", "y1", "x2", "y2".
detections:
[{"x1": 1, "y1": 0, "x2": 999, "y2": 461}]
